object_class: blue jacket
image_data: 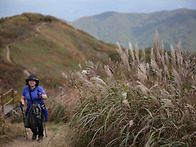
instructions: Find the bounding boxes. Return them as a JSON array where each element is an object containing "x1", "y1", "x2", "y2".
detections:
[{"x1": 22, "y1": 86, "x2": 48, "y2": 121}]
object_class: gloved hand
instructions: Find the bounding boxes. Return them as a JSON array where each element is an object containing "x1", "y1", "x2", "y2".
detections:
[
  {"x1": 38, "y1": 92, "x2": 42, "y2": 98},
  {"x1": 20, "y1": 102, "x2": 24, "y2": 111}
]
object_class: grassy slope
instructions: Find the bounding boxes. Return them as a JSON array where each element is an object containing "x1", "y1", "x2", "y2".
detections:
[
  {"x1": 0, "y1": 13, "x2": 117, "y2": 91},
  {"x1": 10, "y1": 21, "x2": 115, "y2": 74}
]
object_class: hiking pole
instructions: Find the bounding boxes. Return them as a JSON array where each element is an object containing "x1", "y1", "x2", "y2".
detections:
[
  {"x1": 20, "y1": 102, "x2": 28, "y2": 139},
  {"x1": 38, "y1": 90, "x2": 47, "y2": 138},
  {"x1": 43, "y1": 119, "x2": 47, "y2": 137}
]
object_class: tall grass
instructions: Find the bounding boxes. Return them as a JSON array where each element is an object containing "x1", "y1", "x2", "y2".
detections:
[{"x1": 70, "y1": 32, "x2": 196, "y2": 147}]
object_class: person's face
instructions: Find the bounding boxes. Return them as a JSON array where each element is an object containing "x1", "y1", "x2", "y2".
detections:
[{"x1": 29, "y1": 79, "x2": 36, "y2": 88}]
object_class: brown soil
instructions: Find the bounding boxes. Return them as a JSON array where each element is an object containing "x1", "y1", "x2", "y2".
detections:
[{"x1": 2, "y1": 126, "x2": 53, "y2": 147}]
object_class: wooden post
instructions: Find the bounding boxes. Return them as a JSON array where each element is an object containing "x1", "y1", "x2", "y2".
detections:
[
  {"x1": 12, "y1": 89, "x2": 14, "y2": 119},
  {"x1": 12, "y1": 89, "x2": 14, "y2": 107},
  {"x1": 0, "y1": 94, "x2": 1, "y2": 117},
  {"x1": 1, "y1": 94, "x2": 3, "y2": 117}
]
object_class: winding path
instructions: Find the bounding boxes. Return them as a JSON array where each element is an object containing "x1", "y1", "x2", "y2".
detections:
[
  {"x1": 5, "y1": 23, "x2": 45, "y2": 76},
  {"x1": 6, "y1": 44, "x2": 30, "y2": 76},
  {"x1": 6, "y1": 45, "x2": 12, "y2": 63}
]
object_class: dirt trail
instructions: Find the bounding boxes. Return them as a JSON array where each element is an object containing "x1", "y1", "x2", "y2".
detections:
[
  {"x1": 6, "y1": 44, "x2": 30, "y2": 76},
  {"x1": 5, "y1": 23, "x2": 45, "y2": 76},
  {"x1": 2, "y1": 125, "x2": 54, "y2": 147},
  {"x1": 6, "y1": 45, "x2": 12, "y2": 63}
]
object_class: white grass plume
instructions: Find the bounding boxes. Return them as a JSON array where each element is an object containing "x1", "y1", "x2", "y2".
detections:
[
  {"x1": 153, "y1": 30, "x2": 159, "y2": 52},
  {"x1": 160, "y1": 41, "x2": 165, "y2": 56},
  {"x1": 104, "y1": 65, "x2": 113, "y2": 79},
  {"x1": 116, "y1": 42, "x2": 130, "y2": 71},
  {"x1": 136, "y1": 81, "x2": 150, "y2": 95},
  {"x1": 129, "y1": 42, "x2": 135, "y2": 62},
  {"x1": 135, "y1": 43, "x2": 139, "y2": 62},
  {"x1": 151, "y1": 48, "x2": 155, "y2": 61},
  {"x1": 165, "y1": 51, "x2": 170, "y2": 67},
  {"x1": 137, "y1": 63, "x2": 148, "y2": 83},
  {"x1": 142, "y1": 47, "x2": 146, "y2": 63},
  {"x1": 170, "y1": 45, "x2": 176, "y2": 68},
  {"x1": 151, "y1": 59, "x2": 162, "y2": 79},
  {"x1": 91, "y1": 76, "x2": 107, "y2": 86},
  {"x1": 172, "y1": 68, "x2": 182, "y2": 88}
]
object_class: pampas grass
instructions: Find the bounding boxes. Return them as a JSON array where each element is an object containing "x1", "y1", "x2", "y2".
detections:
[{"x1": 69, "y1": 32, "x2": 196, "y2": 147}]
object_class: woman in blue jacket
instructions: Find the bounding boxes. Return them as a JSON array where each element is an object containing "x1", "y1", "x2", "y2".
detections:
[{"x1": 20, "y1": 74, "x2": 48, "y2": 141}]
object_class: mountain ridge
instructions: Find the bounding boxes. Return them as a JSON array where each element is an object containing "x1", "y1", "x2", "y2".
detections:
[{"x1": 72, "y1": 8, "x2": 196, "y2": 51}]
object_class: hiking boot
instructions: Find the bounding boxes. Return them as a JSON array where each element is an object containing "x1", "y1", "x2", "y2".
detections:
[
  {"x1": 38, "y1": 136, "x2": 43, "y2": 141},
  {"x1": 32, "y1": 134, "x2": 37, "y2": 140}
]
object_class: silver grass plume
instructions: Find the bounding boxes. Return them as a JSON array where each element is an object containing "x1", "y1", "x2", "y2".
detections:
[
  {"x1": 104, "y1": 65, "x2": 114, "y2": 79},
  {"x1": 129, "y1": 42, "x2": 135, "y2": 62},
  {"x1": 176, "y1": 42, "x2": 183, "y2": 73},
  {"x1": 170, "y1": 45, "x2": 176, "y2": 68},
  {"x1": 135, "y1": 43, "x2": 139, "y2": 62},
  {"x1": 151, "y1": 48, "x2": 155, "y2": 61},
  {"x1": 86, "y1": 60, "x2": 99, "y2": 76},
  {"x1": 164, "y1": 65, "x2": 170, "y2": 79},
  {"x1": 161, "y1": 53, "x2": 166, "y2": 67},
  {"x1": 136, "y1": 81, "x2": 150, "y2": 95},
  {"x1": 157, "y1": 52, "x2": 162, "y2": 66},
  {"x1": 125, "y1": 46, "x2": 129, "y2": 59},
  {"x1": 172, "y1": 68, "x2": 182, "y2": 88},
  {"x1": 160, "y1": 41, "x2": 165, "y2": 57},
  {"x1": 122, "y1": 92, "x2": 130, "y2": 107},
  {"x1": 142, "y1": 47, "x2": 146, "y2": 63},
  {"x1": 165, "y1": 52, "x2": 170, "y2": 67},
  {"x1": 153, "y1": 30, "x2": 159, "y2": 54},
  {"x1": 77, "y1": 71, "x2": 107, "y2": 93},
  {"x1": 137, "y1": 63, "x2": 148, "y2": 83},
  {"x1": 146, "y1": 63, "x2": 150, "y2": 80},
  {"x1": 91, "y1": 76, "x2": 107, "y2": 87},
  {"x1": 153, "y1": 30, "x2": 160, "y2": 63},
  {"x1": 151, "y1": 59, "x2": 162, "y2": 81},
  {"x1": 116, "y1": 42, "x2": 131, "y2": 71}
]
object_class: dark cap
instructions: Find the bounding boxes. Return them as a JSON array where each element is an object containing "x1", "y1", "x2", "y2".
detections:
[{"x1": 26, "y1": 74, "x2": 39, "y2": 86}]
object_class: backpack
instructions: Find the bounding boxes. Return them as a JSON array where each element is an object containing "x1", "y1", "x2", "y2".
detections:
[{"x1": 25, "y1": 103, "x2": 43, "y2": 128}]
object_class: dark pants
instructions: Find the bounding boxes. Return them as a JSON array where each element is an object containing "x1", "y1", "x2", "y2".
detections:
[{"x1": 30, "y1": 125, "x2": 44, "y2": 137}]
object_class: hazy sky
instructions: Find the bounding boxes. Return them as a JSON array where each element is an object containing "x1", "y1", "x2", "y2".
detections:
[{"x1": 0, "y1": 0, "x2": 196, "y2": 21}]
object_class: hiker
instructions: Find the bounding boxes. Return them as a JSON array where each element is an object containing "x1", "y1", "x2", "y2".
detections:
[{"x1": 20, "y1": 74, "x2": 48, "y2": 141}]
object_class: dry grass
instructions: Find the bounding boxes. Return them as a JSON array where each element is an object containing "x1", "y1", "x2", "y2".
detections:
[
  {"x1": 68, "y1": 32, "x2": 196, "y2": 147},
  {"x1": 2, "y1": 32, "x2": 194, "y2": 147}
]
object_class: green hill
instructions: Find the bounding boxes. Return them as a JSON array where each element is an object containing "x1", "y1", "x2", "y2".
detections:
[
  {"x1": 72, "y1": 9, "x2": 196, "y2": 51},
  {"x1": 0, "y1": 13, "x2": 116, "y2": 90}
]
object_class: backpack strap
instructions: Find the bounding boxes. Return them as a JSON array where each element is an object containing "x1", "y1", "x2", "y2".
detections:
[{"x1": 29, "y1": 86, "x2": 34, "y2": 104}]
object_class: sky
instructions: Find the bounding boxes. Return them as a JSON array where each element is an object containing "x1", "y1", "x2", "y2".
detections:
[{"x1": 0, "y1": 0, "x2": 196, "y2": 21}]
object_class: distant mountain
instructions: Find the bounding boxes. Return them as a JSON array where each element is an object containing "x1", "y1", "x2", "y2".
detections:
[
  {"x1": 72, "y1": 9, "x2": 196, "y2": 51},
  {"x1": 0, "y1": 13, "x2": 116, "y2": 90}
]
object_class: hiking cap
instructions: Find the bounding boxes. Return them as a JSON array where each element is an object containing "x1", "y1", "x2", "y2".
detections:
[{"x1": 26, "y1": 74, "x2": 39, "y2": 86}]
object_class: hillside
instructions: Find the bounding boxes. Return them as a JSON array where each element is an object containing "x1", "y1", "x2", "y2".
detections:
[
  {"x1": 72, "y1": 8, "x2": 196, "y2": 51},
  {"x1": 0, "y1": 13, "x2": 117, "y2": 90},
  {"x1": 1, "y1": 12, "x2": 195, "y2": 147}
]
